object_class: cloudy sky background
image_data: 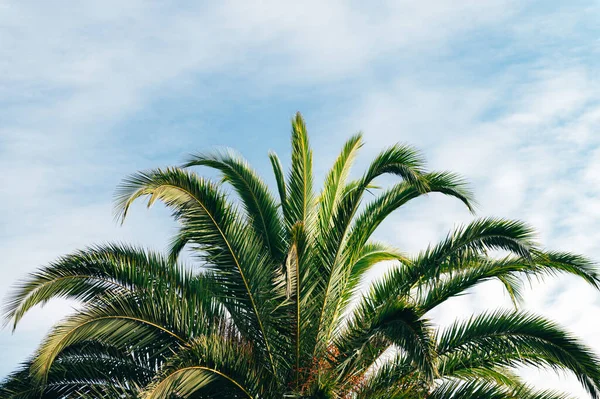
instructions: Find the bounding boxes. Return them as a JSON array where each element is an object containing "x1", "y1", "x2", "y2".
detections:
[{"x1": 2, "y1": 0, "x2": 600, "y2": 396}]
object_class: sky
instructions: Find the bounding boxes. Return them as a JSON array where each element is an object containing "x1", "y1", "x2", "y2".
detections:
[{"x1": 1, "y1": 0, "x2": 600, "y2": 396}]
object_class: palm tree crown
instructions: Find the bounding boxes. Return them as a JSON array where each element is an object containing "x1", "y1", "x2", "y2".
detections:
[{"x1": 3, "y1": 113, "x2": 600, "y2": 399}]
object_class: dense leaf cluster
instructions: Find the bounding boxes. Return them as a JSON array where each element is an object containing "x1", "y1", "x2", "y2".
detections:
[{"x1": 2, "y1": 113, "x2": 600, "y2": 398}]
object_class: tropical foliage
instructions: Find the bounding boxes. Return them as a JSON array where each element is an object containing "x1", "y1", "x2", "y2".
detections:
[{"x1": 2, "y1": 113, "x2": 600, "y2": 398}]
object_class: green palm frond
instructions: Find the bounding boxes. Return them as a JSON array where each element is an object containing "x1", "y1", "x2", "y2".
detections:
[
  {"x1": 114, "y1": 167, "x2": 286, "y2": 378},
  {"x1": 322, "y1": 172, "x2": 475, "y2": 343},
  {"x1": 361, "y1": 143, "x2": 428, "y2": 191},
  {"x1": 428, "y1": 380, "x2": 575, "y2": 399},
  {"x1": 3, "y1": 244, "x2": 192, "y2": 330},
  {"x1": 142, "y1": 333, "x2": 269, "y2": 399},
  {"x1": 285, "y1": 112, "x2": 315, "y2": 231},
  {"x1": 350, "y1": 353, "x2": 427, "y2": 399},
  {"x1": 311, "y1": 142, "x2": 436, "y2": 362},
  {"x1": 437, "y1": 310, "x2": 600, "y2": 398},
  {"x1": 2, "y1": 342, "x2": 149, "y2": 399},
  {"x1": 317, "y1": 133, "x2": 363, "y2": 230},
  {"x1": 345, "y1": 241, "x2": 409, "y2": 296},
  {"x1": 335, "y1": 300, "x2": 436, "y2": 384},
  {"x1": 416, "y1": 250, "x2": 599, "y2": 311},
  {"x1": 30, "y1": 298, "x2": 185, "y2": 384},
  {"x1": 183, "y1": 149, "x2": 285, "y2": 261},
  {"x1": 363, "y1": 218, "x2": 539, "y2": 310},
  {"x1": 268, "y1": 151, "x2": 288, "y2": 223}
]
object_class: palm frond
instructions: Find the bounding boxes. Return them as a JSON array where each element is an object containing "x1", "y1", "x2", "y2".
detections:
[
  {"x1": 336, "y1": 300, "x2": 436, "y2": 383},
  {"x1": 317, "y1": 133, "x2": 363, "y2": 230},
  {"x1": 436, "y1": 310, "x2": 600, "y2": 398},
  {"x1": 3, "y1": 244, "x2": 191, "y2": 330},
  {"x1": 1, "y1": 342, "x2": 150, "y2": 399},
  {"x1": 114, "y1": 167, "x2": 286, "y2": 379},
  {"x1": 362, "y1": 143, "x2": 428, "y2": 191},
  {"x1": 268, "y1": 151, "x2": 287, "y2": 223},
  {"x1": 417, "y1": 250, "x2": 599, "y2": 312},
  {"x1": 428, "y1": 380, "x2": 575, "y2": 399},
  {"x1": 320, "y1": 172, "x2": 475, "y2": 344},
  {"x1": 142, "y1": 333, "x2": 266, "y2": 399},
  {"x1": 349, "y1": 353, "x2": 427, "y2": 399},
  {"x1": 184, "y1": 149, "x2": 285, "y2": 261},
  {"x1": 285, "y1": 112, "x2": 315, "y2": 230}
]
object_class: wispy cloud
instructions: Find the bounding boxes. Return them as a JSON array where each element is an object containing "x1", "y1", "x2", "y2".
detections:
[{"x1": 1, "y1": 1, "x2": 600, "y2": 396}]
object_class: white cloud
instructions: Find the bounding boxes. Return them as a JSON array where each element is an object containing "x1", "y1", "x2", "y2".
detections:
[{"x1": 2, "y1": 1, "x2": 600, "y2": 397}]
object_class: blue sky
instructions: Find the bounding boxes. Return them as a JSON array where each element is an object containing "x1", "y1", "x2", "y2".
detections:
[{"x1": 2, "y1": 1, "x2": 600, "y2": 396}]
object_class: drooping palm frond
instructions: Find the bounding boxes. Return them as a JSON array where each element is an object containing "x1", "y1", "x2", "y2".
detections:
[
  {"x1": 348, "y1": 353, "x2": 428, "y2": 399},
  {"x1": 183, "y1": 149, "x2": 285, "y2": 262},
  {"x1": 3, "y1": 244, "x2": 195, "y2": 330},
  {"x1": 436, "y1": 311, "x2": 600, "y2": 398},
  {"x1": 324, "y1": 171, "x2": 476, "y2": 341},
  {"x1": 142, "y1": 332, "x2": 269, "y2": 399},
  {"x1": 1, "y1": 342, "x2": 149, "y2": 399},
  {"x1": 354, "y1": 218, "x2": 540, "y2": 318},
  {"x1": 416, "y1": 250, "x2": 599, "y2": 311},
  {"x1": 427, "y1": 380, "x2": 575, "y2": 399},
  {"x1": 3, "y1": 112, "x2": 599, "y2": 399},
  {"x1": 335, "y1": 299, "x2": 436, "y2": 383},
  {"x1": 114, "y1": 168, "x2": 288, "y2": 379}
]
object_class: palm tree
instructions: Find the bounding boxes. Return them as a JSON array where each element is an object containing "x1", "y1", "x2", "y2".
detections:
[{"x1": 3, "y1": 113, "x2": 600, "y2": 399}]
